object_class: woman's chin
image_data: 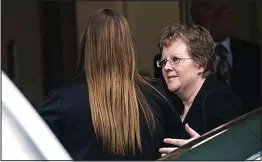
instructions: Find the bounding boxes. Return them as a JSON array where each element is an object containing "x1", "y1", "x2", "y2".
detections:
[{"x1": 167, "y1": 85, "x2": 180, "y2": 93}]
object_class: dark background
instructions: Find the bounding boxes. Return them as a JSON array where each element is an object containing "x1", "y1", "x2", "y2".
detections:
[{"x1": 1, "y1": 0, "x2": 261, "y2": 107}]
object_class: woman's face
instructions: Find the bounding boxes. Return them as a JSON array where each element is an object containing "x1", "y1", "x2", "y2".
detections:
[{"x1": 161, "y1": 39, "x2": 204, "y2": 94}]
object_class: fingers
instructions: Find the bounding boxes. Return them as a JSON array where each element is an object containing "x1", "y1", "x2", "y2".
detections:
[
  {"x1": 161, "y1": 153, "x2": 167, "y2": 157},
  {"x1": 159, "y1": 147, "x2": 178, "y2": 154},
  {"x1": 185, "y1": 123, "x2": 200, "y2": 138},
  {"x1": 163, "y1": 138, "x2": 190, "y2": 146}
]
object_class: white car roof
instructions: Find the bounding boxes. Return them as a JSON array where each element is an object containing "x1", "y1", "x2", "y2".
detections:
[{"x1": 2, "y1": 71, "x2": 72, "y2": 160}]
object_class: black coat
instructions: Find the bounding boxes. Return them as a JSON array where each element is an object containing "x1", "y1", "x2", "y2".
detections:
[
  {"x1": 182, "y1": 74, "x2": 245, "y2": 135},
  {"x1": 229, "y1": 38, "x2": 260, "y2": 112},
  {"x1": 163, "y1": 75, "x2": 245, "y2": 135},
  {"x1": 37, "y1": 74, "x2": 189, "y2": 160}
]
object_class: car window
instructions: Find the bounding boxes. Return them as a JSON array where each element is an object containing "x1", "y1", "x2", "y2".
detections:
[{"x1": 159, "y1": 108, "x2": 261, "y2": 161}]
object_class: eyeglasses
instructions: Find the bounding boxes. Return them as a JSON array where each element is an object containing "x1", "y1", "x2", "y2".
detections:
[{"x1": 156, "y1": 56, "x2": 191, "y2": 68}]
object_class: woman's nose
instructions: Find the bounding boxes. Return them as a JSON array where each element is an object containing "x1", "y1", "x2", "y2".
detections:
[{"x1": 163, "y1": 61, "x2": 173, "y2": 72}]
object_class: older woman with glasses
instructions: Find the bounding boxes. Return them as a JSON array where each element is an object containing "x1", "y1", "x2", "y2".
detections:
[{"x1": 157, "y1": 23, "x2": 245, "y2": 156}]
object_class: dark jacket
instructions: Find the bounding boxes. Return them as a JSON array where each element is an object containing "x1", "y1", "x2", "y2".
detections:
[
  {"x1": 38, "y1": 74, "x2": 189, "y2": 160},
  {"x1": 229, "y1": 38, "x2": 260, "y2": 112},
  {"x1": 173, "y1": 75, "x2": 245, "y2": 135}
]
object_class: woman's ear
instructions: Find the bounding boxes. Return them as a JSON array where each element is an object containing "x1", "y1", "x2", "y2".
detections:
[
  {"x1": 196, "y1": 58, "x2": 207, "y2": 75},
  {"x1": 197, "y1": 65, "x2": 205, "y2": 75}
]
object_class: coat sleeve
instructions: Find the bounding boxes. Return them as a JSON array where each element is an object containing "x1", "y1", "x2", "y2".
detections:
[
  {"x1": 37, "y1": 90, "x2": 65, "y2": 141},
  {"x1": 204, "y1": 88, "x2": 245, "y2": 132}
]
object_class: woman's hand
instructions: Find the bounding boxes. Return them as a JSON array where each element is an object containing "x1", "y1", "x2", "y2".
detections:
[{"x1": 159, "y1": 124, "x2": 200, "y2": 156}]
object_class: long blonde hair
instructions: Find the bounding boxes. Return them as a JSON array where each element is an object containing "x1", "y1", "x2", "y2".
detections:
[{"x1": 81, "y1": 8, "x2": 155, "y2": 155}]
